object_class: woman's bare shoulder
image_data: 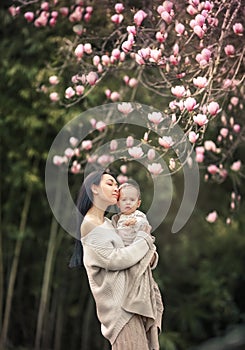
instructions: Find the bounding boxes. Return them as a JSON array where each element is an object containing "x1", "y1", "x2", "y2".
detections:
[{"x1": 80, "y1": 219, "x2": 97, "y2": 238}]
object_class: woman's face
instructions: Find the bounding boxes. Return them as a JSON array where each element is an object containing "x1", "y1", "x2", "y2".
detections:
[{"x1": 94, "y1": 174, "x2": 118, "y2": 206}]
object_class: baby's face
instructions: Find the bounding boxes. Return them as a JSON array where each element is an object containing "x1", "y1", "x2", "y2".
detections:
[{"x1": 118, "y1": 186, "x2": 141, "y2": 215}]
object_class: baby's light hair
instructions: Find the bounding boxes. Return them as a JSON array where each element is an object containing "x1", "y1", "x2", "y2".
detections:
[{"x1": 119, "y1": 179, "x2": 141, "y2": 199}]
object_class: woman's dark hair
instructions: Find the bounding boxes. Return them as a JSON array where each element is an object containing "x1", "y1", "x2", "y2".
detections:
[{"x1": 69, "y1": 170, "x2": 116, "y2": 268}]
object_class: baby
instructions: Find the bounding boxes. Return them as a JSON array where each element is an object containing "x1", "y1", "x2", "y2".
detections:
[
  {"x1": 112, "y1": 180, "x2": 164, "y2": 350},
  {"x1": 114, "y1": 180, "x2": 151, "y2": 246}
]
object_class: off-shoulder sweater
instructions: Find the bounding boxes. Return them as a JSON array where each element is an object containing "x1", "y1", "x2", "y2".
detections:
[{"x1": 81, "y1": 217, "x2": 156, "y2": 345}]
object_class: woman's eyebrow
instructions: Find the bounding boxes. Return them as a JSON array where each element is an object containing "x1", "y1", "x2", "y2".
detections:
[{"x1": 106, "y1": 179, "x2": 118, "y2": 185}]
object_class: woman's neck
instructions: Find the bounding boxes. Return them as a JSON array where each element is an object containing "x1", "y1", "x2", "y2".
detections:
[{"x1": 86, "y1": 206, "x2": 105, "y2": 224}]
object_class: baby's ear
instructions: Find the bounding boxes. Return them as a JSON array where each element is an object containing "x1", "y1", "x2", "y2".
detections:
[{"x1": 137, "y1": 199, "x2": 141, "y2": 208}]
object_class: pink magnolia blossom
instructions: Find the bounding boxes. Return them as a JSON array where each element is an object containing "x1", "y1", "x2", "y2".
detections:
[
  {"x1": 74, "y1": 44, "x2": 84, "y2": 59},
  {"x1": 128, "y1": 146, "x2": 144, "y2": 158},
  {"x1": 194, "y1": 25, "x2": 205, "y2": 38},
  {"x1": 81, "y1": 140, "x2": 92, "y2": 150},
  {"x1": 206, "y1": 210, "x2": 218, "y2": 223},
  {"x1": 147, "y1": 149, "x2": 156, "y2": 161},
  {"x1": 220, "y1": 128, "x2": 229, "y2": 138},
  {"x1": 159, "y1": 136, "x2": 173, "y2": 148},
  {"x1": 148, "y1": 112, "x2": 163, "y2": 125},
  {"x1": 201, "y1": 48, "x2": 211, "y2": 61},
  {"x1": 224, "y1": 45, "x2": 235, "y2": 56},
  {"x1": 75, "y1": 85, "x2": 84, "y2": 95},
  {"x1": 171, "y1": 85, "x2": 186, "y2": 98},
  {"x1": 233, "y1": 124, "x2": 241, "y2": 133},
  {"x1": 195, "y1": 14, "x2": 205, "y2": 26},
  {"x1": 233, "y1": 23, "x2": 243, "y2": 35},
  {"x1": 111, "y1": 48, "x2": 121, "y2": 59},
  {"x1": 49, "y1": 75, "x2": 59, "y2": 85},
  {"x1": 128, "y1": 78, "x2": 138, "y2": 88},
  {"x1": 65, "y1": 87, "x2": 75, "y2": 99},
  {"x1": 143, "y1": 132, "x2": 148, "y2": 141},
  {"x1": 184, "y1": 97, "x2": 198, "y2": 111},
  {"x1": 53, "y1": 155, "x2": 65, "y2": 166},
  {"x1": 24, "y1": 12, "x2": 34, "y2": 22},
  {"x1": 150, "y1": 49, "x2": 162, "y2": 62},
  {"x1": 127, "y1": 25, "x2": 137, "y2": 35},
  {"x1": 118, "y1": 102, "x2": 133, "y2": 115},
  {"x1": 87, "y1": 155, "x2": 98, "y2": 163},
  {"x1": 230, "y1": 96, "x2": 239, "y2": 106},
  {"x1": 207, "y1": 164, "x2": 219, "y2": 174},
  {"x1": 96, "y1": 121, "x2": 106, "y2": 131},
  {"x1": 110, "y1": 91, "x2": 120, "y2": 101},
  {"x1": 97, "y1": 155, "x2": 114, "y2": 166},
  {"x1": 71, "y1": 161, "x2": 81, "y2": 174},
  {"x1": 196, "y1": 152, "x2": 204, "y2": 163},
  {"x1": 230, "y1": 160, "x2": 241, "y2": 172},
  {"x1": 120, "y1": 165, "x2": 127, "y2": 174},
  {"x1": 105, "y1": 89, "x2": 111, "y2": 98},
  {"x1": 34, "y1": 13, "x2": 48, "y2": 27},
  {"x1": 69, "y1": 137, "x2": 78, "y2": 147},
  {"x1": 84, "y1": 13, "x2": 91, "y2": 22},
  {"x1": 204, "y1": 140, "x2": 217, "y2": 152},
  {"x1": 168, "y1": 158, "x2": 176, "y2": 170},
  {"x1": 148, "y1": 163, "x2": 163, "y2": 175},
  {"x1": 122, "y1": 40, "x2": 133, "y2": 53},
  {"x1": 175, "y1": 23, "x2": 185, "y2": 35},
  {"x1": 64, "y1": 148, "x2": 74, "y2": 158},
  {"x1": 156, "y1": 31, "x2": 166, "y2": 43},
  {"x1": 193, "y1": 76, "x2": 208, "y2": 88},
  {"x1": 138, "y1": 48, "x2": 151, "y2": 60},
  {"x1": 115, "y1": 3, "x2": 124, "y2": 13},
  {"x1": 8, "y1": 5, "x2": 20, "y2": 17},
  {"x1": 193, "y1": 114, "x2": 208, "y2": 126},
  {"x1": 163, "y1": 1, "x2": 173, "y2": 12},
  {"x1": 86, "y1": 6, "x2": 93, "y2": 14},
  {"x1": 86, "y1": 72, "x2": 98, "y2": 85},
  {"x1": 111, "y1": 14, "x2": 124, "y2": 24},
  {"x1": 187, "y1": 5, "x2": 198, "y2": 15},
  {"x1": 117, "y1": 174, "x2": 128, "y2": 184},
  {"x1": 196, "y1": 146, "x2": 205, "y2": 154},
  {"x1": 161, "y1": 11, "x2": 172, "y2": 24},
  {"x1": 169, "y1": 55, "x2": 180, "y2": 65},
  {"x1": 41, "y1": 2, "x2": 49, "y2": 11},
  {"x1": 123, "y1": 76, "x2": 130, "y2": 85},
  {"x1": 188, "y1": 131, "x2": 199, "y2": 143},
  {"x1": 49, "y1": 92, "x2": 59, "y2": 102},
  {"x1": 110, "y1": 140, "x2": 118, "y2": 151},
  {"x1": 101, "y1": 54, "x2": 110, "y2": 65},
  {"x1": 84, "y1": 43, "x2": 92, "y2": 54},
  {"x1": 135, "y1": 54, "x2": 145, "y2": 65},
  {"x1": 134, "y1": 10, "x2": 147, "y2": 26},
  {"x1": 59, "y1": 7, "x2": 69, "y2": 16},
  {"x1": 49, "y1": 18, "x2": 57, "y2": 27},
  {"x1": 126, "y1": 136, "x2": 134, "y2": 147},
  {"x1": 207, "y1": 101, "x2": 220, "y2": 116},
  {"x1": 69, "y1": 9, "x2": 82, "y2": 22},
  {"x1": 93, "y1": 55, "x2": 100, "y2": 66}
]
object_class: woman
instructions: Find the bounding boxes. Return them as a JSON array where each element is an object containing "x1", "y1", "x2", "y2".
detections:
[{"x1": 74, "y1": 170, "x2": 157, "y2": 349}]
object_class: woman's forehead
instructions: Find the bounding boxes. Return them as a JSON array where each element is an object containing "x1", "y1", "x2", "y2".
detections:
[{"x1": 102, "y1": 174, "x2": 117, "y2": 183}]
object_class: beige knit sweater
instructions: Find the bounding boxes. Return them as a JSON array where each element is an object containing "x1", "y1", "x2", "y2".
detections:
[{"x1": 81, "y1": 217, "x2": 156, "y2": 345}]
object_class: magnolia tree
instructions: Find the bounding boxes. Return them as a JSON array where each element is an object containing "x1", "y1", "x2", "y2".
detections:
[{"x1": 9, "y1": 0, "x2": 245, "y2": 224}]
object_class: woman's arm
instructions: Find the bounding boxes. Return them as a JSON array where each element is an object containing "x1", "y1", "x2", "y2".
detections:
[{"x1": 83, "y1": 231, "x2": 155, "y2": 271}]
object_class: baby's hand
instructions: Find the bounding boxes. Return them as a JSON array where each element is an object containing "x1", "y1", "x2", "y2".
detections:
[{"x1": 124, "y1": 218, "x2": 137, "y2": 226}]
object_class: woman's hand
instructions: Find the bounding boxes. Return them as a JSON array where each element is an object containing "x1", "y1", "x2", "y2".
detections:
[{"x1": 139, "y1": 223, "x2": 152, "y2": 235}]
